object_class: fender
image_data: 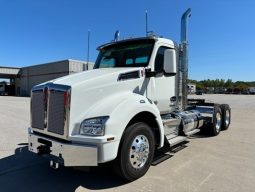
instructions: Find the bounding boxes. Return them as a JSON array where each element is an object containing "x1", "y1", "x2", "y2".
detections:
[
  {"x1": 73, "y1": 91, "x2": 165, "y2": 144},
  {"x1": 69, "y1": 91, "x2": 165, "y2": 162},
  {"x1": 108, "y1": 92, "x2": 165, "y2": 147}
]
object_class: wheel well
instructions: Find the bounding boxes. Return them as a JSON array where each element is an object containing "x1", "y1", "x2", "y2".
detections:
[{"x1": 127, "y1": 111, "x2": 161, "y2": 147}]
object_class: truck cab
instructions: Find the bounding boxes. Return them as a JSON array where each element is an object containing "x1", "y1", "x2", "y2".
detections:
[
  {"x1": 28, "y1": 9, "x2": 231, "y2": 181},
  {"x1": 95, "y1": 37, "x2": 177, "y2": 113},
  {"x1": 29, "y1": 37, "x2": 179, "y2": 169}
]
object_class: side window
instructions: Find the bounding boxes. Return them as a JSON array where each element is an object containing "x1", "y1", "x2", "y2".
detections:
[
  {"x1": 135, "y1": 56, "x2": 148, "y2": 64},
  {"x1": 125, "y1": 56, "x2": 149, "y2": 66},
  {"x1": 155, "y1": 47, "x2": 169, "y2": 72},
  {"x1": 100, "y1": 56, "x2": 115, "y2": 68},
  {"x1": 126, "y1": 58, "x2": 133, "y2": 65}
]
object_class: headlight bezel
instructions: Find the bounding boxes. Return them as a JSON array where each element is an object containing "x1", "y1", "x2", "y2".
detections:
[{"x1": 79, "y1": 116, "x2": 109, "y2": 136}]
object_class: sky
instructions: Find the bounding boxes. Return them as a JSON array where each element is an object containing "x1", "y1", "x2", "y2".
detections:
[{"x1": 0, "y1": 0, "x2": 255, "y2": 81}]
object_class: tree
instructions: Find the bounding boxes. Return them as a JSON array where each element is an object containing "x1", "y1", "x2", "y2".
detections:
[
  {"x1": 189, "y1": 78, "x2": 254, "y2": 93},
  {"x1": 224, "y1": 79, "x2": 233, "y2": 88}
]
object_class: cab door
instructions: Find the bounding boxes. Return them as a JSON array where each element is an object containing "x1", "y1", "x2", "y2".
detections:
[{"x1": 151, "y1": 46, "x2": 176, "y2": 113}]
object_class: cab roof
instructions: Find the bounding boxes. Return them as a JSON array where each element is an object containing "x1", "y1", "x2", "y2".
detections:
[{"x1": 97, "y1": 36, "x2": 176, "y2": 50}]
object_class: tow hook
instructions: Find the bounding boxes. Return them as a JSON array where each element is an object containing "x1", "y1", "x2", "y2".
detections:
[{"x1": 50, "y1": 160, "x2": 59, "y2": 169}]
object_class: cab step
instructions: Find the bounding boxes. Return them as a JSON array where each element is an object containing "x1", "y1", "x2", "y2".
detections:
[
  {"x1": 185, "y1": 129, "x2": 200, "y2": 136},
  {"x1": 151, "y1": 153, "x2": 171, "y2": 166},
  {"x1": 168, "y1": 136, "x2": 187, "y2": 147}
]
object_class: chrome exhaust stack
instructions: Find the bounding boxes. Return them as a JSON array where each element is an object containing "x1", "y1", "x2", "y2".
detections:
[
  {"x1": 181, "y1": 8, "x2": 191, "y2": 44},
  {"x1": 179, "y1": 8, "x2": 191, "y2": 110}
]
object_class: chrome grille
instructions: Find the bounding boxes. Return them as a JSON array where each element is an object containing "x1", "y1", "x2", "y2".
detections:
[
  {"x1": 31, "y1": 91, "x2": 45, "y2": 129},
  {"x1": 31, "y1": 83, "x2": 71, "y2": 138},
  {"x1": 47, "y1": 91, "x2": 65, "y2": 135}
]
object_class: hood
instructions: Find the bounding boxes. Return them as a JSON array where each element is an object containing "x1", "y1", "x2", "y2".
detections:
[
  {"x1": 52, "y1": 68, "x2": 143, "y2": 87},
  {"x1": 64, "y1": 67, "x2": 147, "y2": 135},
  {"x1": 30, "y1": 67, "x2": 149, "y2": 138}
]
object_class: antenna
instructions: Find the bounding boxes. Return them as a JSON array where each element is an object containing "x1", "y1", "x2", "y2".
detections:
[
  {"x1": 86, "y1": 30, "x2": 90, "y2": 70},
  {"x1": 145, "y1": 10, "x2": 148, "y2": 36},
  {"x1": 114, "y1": 30, "x2": 120, "y2": 41}
]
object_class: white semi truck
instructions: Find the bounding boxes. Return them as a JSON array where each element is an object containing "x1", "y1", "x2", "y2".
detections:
[{"x1": 28, "y1": 9, "x2": 231, "y2": 181}]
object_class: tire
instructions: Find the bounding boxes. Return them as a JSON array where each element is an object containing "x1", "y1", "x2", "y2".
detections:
[
  {"x1": 113, "y1": 122, "x2": 155, "y2": 181},
  {"x1": 220, "y1": 104, "x2": 231, "y2": 130},
  {"x1": 209, "y1": 105, "x2": 222, "y2": 136}
]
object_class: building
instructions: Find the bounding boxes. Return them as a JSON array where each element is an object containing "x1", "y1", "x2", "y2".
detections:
[
  {"x1": 188, "y1": 83, "x2": 196, "y2": 94},
  {"x1": 0, "y1": 66, "x2": 20, "y2": 95},
  {"x1": 0, "y1": 59, "x2": 94, "y2": 96}
]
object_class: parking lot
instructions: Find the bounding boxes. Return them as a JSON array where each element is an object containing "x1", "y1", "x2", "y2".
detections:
[{"x1": 0, "y1": 94, "x2": 254, "y2": 192}]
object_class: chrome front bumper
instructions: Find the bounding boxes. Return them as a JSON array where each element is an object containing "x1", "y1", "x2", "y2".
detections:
[{"x1": 28, "y1": 132, "x2": 98, "y2": 166}]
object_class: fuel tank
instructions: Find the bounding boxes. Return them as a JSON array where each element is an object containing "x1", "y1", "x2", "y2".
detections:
[{"x1": 173, "y1": 110, "x2": 204, "y2": 134}]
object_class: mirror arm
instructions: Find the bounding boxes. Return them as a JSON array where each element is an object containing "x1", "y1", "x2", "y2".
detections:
[
  {"x1": 145, "y1": 68, "x2": 157, "y2": 77},
  {"x1": 164, "y1": 72, "x2": 177, "y2": 77}
]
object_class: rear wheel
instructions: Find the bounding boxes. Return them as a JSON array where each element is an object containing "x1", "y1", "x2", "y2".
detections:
[
  {"x1": 209, "y1": 105, "x2": 222, "y2": 136},
  {"x1": 220, "y1": 104, "x2": 231, "y2": 130},
  {"x1": 113, "y1": 122, "x2": 155, "y2": 181}
]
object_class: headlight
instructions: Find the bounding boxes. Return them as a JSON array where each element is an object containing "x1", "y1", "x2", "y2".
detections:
[{"x1": 80, "y1": 116, "x2": 109, "y2": 136}]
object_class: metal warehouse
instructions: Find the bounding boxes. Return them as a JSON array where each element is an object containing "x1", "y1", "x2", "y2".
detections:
[{"x1": 0, "y1": 59, "x2": 93, "y2": 96}]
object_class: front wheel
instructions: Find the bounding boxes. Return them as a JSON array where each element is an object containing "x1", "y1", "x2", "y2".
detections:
[{"x1": 113, "y1": 122, "x2": 155, "y2": 181}]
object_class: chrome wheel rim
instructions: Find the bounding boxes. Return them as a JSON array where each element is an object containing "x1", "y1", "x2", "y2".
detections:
[
  {"x1": 225, "y1": 110, "x2": 230, "y2": 126},
  {"x1": 129, "y1": 135, "x2": 150, "y2": 169},
  {"x1": 215, "y1": 112, "x2": 222, "y2": 132}
]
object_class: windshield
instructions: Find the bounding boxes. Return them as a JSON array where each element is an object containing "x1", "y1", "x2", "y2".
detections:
[{"x1": 94, "y1": 39, "x2": 154, "y2": 69}]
